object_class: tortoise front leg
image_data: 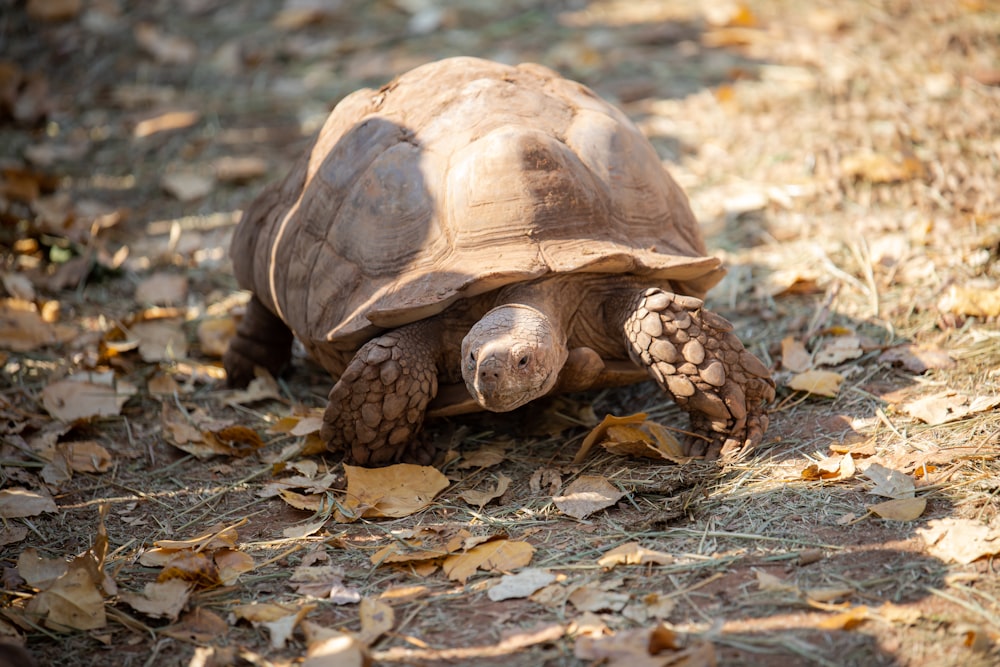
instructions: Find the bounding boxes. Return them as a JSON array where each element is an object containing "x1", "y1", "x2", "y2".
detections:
[
  {"x1": 620, "y1": 288, "x2": 775, "y2": 461},
  {"x1": 224, "y1": 295, "x2": 294, "y2": 388},
  {"x1": 321, "y1": 319, "x2": 449, "y2": 466}
]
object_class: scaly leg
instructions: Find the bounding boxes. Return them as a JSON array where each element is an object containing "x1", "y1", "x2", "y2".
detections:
[
  {"x1": 223, "y1": 295, "x2": 294, "y2": 388},
  {"x1": 621, "y1": 288, "x2": 775, "y2": 461}
]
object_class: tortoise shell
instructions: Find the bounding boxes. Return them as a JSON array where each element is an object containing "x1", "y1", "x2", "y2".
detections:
[{"x1": 231, "y1": 56, "x2": 723, "y2": 362}]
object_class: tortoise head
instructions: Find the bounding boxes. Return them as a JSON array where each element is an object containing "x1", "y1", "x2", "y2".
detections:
[{"x1": 461, "y1": 304, "x2": 568, "y2": 412}]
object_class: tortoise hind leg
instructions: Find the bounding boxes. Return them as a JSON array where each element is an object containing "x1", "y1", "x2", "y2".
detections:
[
  {"x1": 620, "y1": 288, "x2": 775, "y2": 461},
  {"x1": 224, "y1": 295, "x2": 294, "y2": 388},
  {"x1": 321, "y1": 319, "x2": 449, "y2": 466}
]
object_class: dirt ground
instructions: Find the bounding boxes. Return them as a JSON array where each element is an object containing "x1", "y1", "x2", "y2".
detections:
[{"x1": 2, "y1": 1, "x2": 999, "y2": 665}]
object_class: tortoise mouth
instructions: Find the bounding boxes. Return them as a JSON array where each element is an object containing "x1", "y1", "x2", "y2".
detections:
[{"x1": 470, "y1": 367, "x2": 557, "y2": 413}]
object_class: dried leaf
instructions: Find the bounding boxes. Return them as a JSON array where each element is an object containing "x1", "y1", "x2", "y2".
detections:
[
  {"x1": 755, "y1": 569, "x2": 798, "y2": 593},
  {"x1": 918, "y1": 518, "x2": 1000, "y2": 564},
  {"x1": 119, "y1": 580, "x2": 191, "y2": 620},
  {"x1": 806, "y1": 587, "x2": 854, "y2": 602},
  {"x1": 869, "y1": 497, "x2": 926, "y2": 521},
  {"x1": 133, "y1": 110, "x2": 200, "y2": 138},
  {"x1": 900, "y1": 391, "x2": 1000, "y2": 426},
  {"x1": 787, "y1": 370, "x2": 844, "y2": 397},
  {"x1": 131, "y1": 318, "x2": 188, "y2": 362},
  {"x1": 214, "y1": 156, "x2": 268, "y2": 183},
  {"x1": 813, "y1": 335, "x2": 864, "y2": 366},
  {"x1": 224, "y1": 372, "x2": 282, "y2": 406},
  {"x1": 356, "y1": 597, "x2": 394, "y2": 646},
  {"x1": 597, "y1": 542, "x2": 673, "y2": 569},
  {"x1": 233, "y1": 602, "x2": 314, "y2": 649},
  {"x1": 0, "y1": 298, "x2": 75, "y2": 351},
  {"x1": 937, "y1": 283, "x2": 1000, "y2": 318},
  {"x1": 569, "y1": 584, "x2": 630, "y2": 613},
  {"x1": 135, "y1": 273, "x2": 188, "y2": 306},
  {"x1": 456, "y1": 443, "x2": 508, "y2": 468},
  {"x1": 840, "y1": 151, "x2": 923, "y2": 183},
  {"x1": 157, "y1": 551, "x2": 223, "y2": 589},
  {"x1": 289, "y1": 565, "x2": 359, "y2": 602},
  {"x1": 574, "y1": 412, "x2": 647, "y2": 463},
  {"x1": 441, "y1": 540, "x2": 534, "y2": 584},
  {"x1": 160, "y1": 607, "x2": 229, "y2": 644},
  {"x1": 458, "y1": 473, "x2": 511, "y2": 507},
  {"x1": 0, "y1": 488, "x2": 57, "y2": 518},
  {"x1": 877, "y1": 344, "x2": 955, "y2": 374},
  {"x1": 780, "y1": 336, "x2": 812, "y2": 372},
  {"x1": 161, "y1": 172, "x2": 215, "y2": 201},
  {"x1": 600, "y1": 421, "x2": 688, "y2": 463},
  {"x1": 153, "y1": 522, "x2": 241, "y2": 551},
  {"x1": 2, "y1": 272, "x2": 35, "y2": 301},
  {"x1": 488, "y1": 568, "x2": 557, "y2": 601},
  {"x1": 58, "y1": 441, "x2": 112, "y2": 473},
  {"x1": 42, "y1": 371, "x2": 138, "y2": 421},
  {"x1": 553, "y1": 475, "x2": 624, "y2": 519},
  {"x1": 877, "y1": 602, "x2": 921, "y2": 625},
  {"x1": 301, "y1": 622, "x2": 369, "y2": 667},
  {"x1": 338, "y1": 464, "x2": 449, "y2": 520},
  {"x1": 214, "y1": 548, "x2": 254, "y2": 586},
  {"x1": 862, "y1": 463, "x2": 914, "y2": 499},
  {"x1": 197, "y1": 317, "x2": 236, "y2": 357},
  {"x1": 801, "y1": 453, "x2": 855, "y2": 481},
  {"x1": 574, "y1": 622, "x2": 716, "y2": 665}
]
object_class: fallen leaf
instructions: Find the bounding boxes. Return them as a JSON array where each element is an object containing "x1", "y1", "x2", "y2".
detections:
[
  {"x1": 197, "y1": 317, "x2": 236, "y2": 357},
  {"x1": 131, "y1": 318, "x2": 189, "y2": 362},
  {"x1": 58, "y1": 441, "x2": 112, "y2": 473},
  {"x1": 338, "y1": 464, "x2": 449, "y2": 520},
  {"x1": 1, "y1": 272, "x2": 35, "y2": 301},
  {"x1": 597, "y1": 542, "x2": 674, "y2": 569},
  {"x1": 877, "y1": 602, "x2": 921, "y2": 625},
  {"x1": 290, "y1": 565, "x2": 360, "y2": 602},
  {"x1": 877, "y1": 344, "x2": 955, "y2": 373},
  {"x1": 755, "y1": 569, "x2": 798, "y2": 593},
  {"x1": 801, "y1": 453, "x2": 855, "y2": 481},
  {"x1": 214, "y1": 548, "x2": 254, "y2": 586},
  {"x1": 622, "y1": 592, "x2": 677, "y2": 624},
  {"x1": 813, "y1": 335, "x2": 864, "y2": 366},
  {"x1": 918, "y1": 518, "x2": 1000, "y2": 564},
  {"x1": 224, "y1": 372, "x2": 282, "y2": 406},
  {"x1": 553, "y1": 475, "x2": 624, "y2": 519},
  {"x1": 356, "y1": 597, "x2": 394, "y2": 646},
  {"x1": 487, "y1": 568, "x2": 557, "y2": 601},
  {"x1": 840, "y1": 151, "x2": 923, "y2": 183},
  {"x1": 574, "y1": 412, "x2": 647, "y2": 463},
  {"x1": 0, "y1": 488, "x2": 57, "y2": 518},
  {"x1": 862, "y1": 463, "x2": 914, "y2": 498},
  {"x1": 456, "y1": 443, "x2": 508, "y2": 468},
  {"x1": 161, "y1": 172, "x2": 215, "y2": 201},
  {"x1": 458, "y1": 473, "x2": 511, "y2": 507},
  {"x1": 160, "y1": 607, "x2": 229, "y2": 644},
  {"x1": 157, "y1": 551, "x2": 223, "y2": 589},
  {"x1": 937, "y1": 283, "x2": 1000, "y2": 318},
  {"x1": 568, "y1": 584, "x2": 630, "y2": 613},
  {"x1": 0, "y1": 298, "x2": 76, "y2": 351},
  {"x1": 301, "y1": 622, "x2": 369, "y2": 667},
  {"x1": 806, "y1": 587, "x2": 854, "y2": 603},
  {"x1": 441, "y1": 539, "x2": 534, "y2": 583},
  {"x1": 599, "y1": 421, "x2": 688, "y2": 463},
  {"x1": 119, "y1": 580, "x2": 192, "y2": 620},
  {"x1": 42, "y1": 371, "x2": 138, "y2": 421},
  {"x1": 900, "y1": 391, "x2": 1000, "y2": 426},
  {"x1": 781, "y1": 336, "x2": 812, "y2": 372},
  {"x1": 869, "y1": 497, "x2": 926, "y2": 521},
  {"x1": 787, "y1": 370, "x2": 844, "y2": 397},
  {"x1": 574, "y1": 622, "x2": 716, "y2": 665}
]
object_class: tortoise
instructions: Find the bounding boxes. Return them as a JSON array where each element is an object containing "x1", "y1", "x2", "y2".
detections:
[{"x1": 224, "y1": 56, "x2": 775, "y2": 466}]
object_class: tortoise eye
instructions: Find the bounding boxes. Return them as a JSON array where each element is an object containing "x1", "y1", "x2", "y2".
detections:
[{"x1": 518, "y1": 354, "x2": 529, "y2": 367}]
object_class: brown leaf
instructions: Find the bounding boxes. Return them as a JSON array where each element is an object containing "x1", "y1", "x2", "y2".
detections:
[
  {"x1": 58, "y1": 440, "x2": 112, "y2": 473},
  {"x1": 574, "y1": 412, "x2": 647, "y2": 463},
  {"x1": 458, "y1": 473, "x2": 511, "y2": 508},
  {"x1": 301, "y1": 622, "x2": 369, "y2": 667},
  {"x1": 817, "y1": 606, "x2": 869, "y2": 630},
  {"x1": 161, "y1": 172, "x2": 215, "y2": 201},
  {"x1": 160, "y1": 607, "x2": 229, "y2": 644},
  {"x1": 575, "y1": 622, "x2": 716, "y2": 666},
  {"x1": 900, "y1": 391, "x2": 1000, "y2": 425},
  {"x1": 131, "y1": 318, "x2": 189, "y2": 362},
  {"x1": 153, "y1": 521, "x2": 242, "y2": 551},
  {"x1": 157, "y1": 551, "x2": 223, "y2": 589},
  {"x1": 937, "y1": 283, "x2": 1000, "y2": 318},
  {"x1": 135, "y1": 273, "x2": 188, "y2": 306},
  {"x1": 600, "y1": 421, "x2": 688, "y2": 463},
  {"x1": 877, "y1": 344, "x2": 955, "y2": 374},
  {"x1": 214, "y1": 548, "x2": 254, "y2": 586},
  {"x1": 442, "y1": 540, "x2": 534, "y2": 584},
  {"x1": 840, "y1": 151, "x2": 923, "y2": 183},
  {"x1": 813, "y1": 335, "x2": 864, "y2": 367},
  {"x1": 289, "y1": 564, "x2": 360, "y2": 602},
  {"x1": 17, "y1": 547, "x2": 68, "y2": 589},
  {"x1": 787, "y1": 370, "x2": 844, "y2": 397},
  {"x1": 455, "y1": 443, "x2": 508, "y2": 468},
  {"x1": 862, "y1": 463, "x2": 914, "y2": 499},
  {"x1": 119, "y1": 580, "x2": 192, "y2": 620},
  {"x1": 869, "y1": 497, "x2": 926, "y2": 521},
  {"x1": 553, "y1": 475, "x2": 624, "y2": 519},
  {"x1": 357, "y1": 597, "x2": 394, "y2": 646},
  {"x1": 780, "y1": 336, "x2": 812, "y2": 372},
  {"x1": 338, "y1": 464, "x2": 449, "y2": 520},
  {"x1": 801, "y1": 454, "x2": 855, "y2": 481},
  {"x1": 0, "y1": 488, "x2": 57, "y2": 518},
  {"x1": 0, "y1": 298, "x2": 76, "y2": 352},
  {"x1": 197, "y1": 317, "x2": 236, "y2": 357},
  {"x1": 487, "y1": 568, "x2": 557, "y2": 601},
  {"x1": 568, "y1": 584, "x2": 630, "y2": 613},
  {"x1": 214, "y1": 156, "x2": 268, "y2": 183},
  {"x1": 42, "y1": 371, "x2": 138, "y2": 421},
  {"x1": 918, "y1": 518, "x2": 1000, "y2": 564},
  {"x1": 26, "y1": 556, "x2": 107, "y2": 631},
  {"x1": 597, "y1": 542, "x2": 674, "y2": 569}
]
